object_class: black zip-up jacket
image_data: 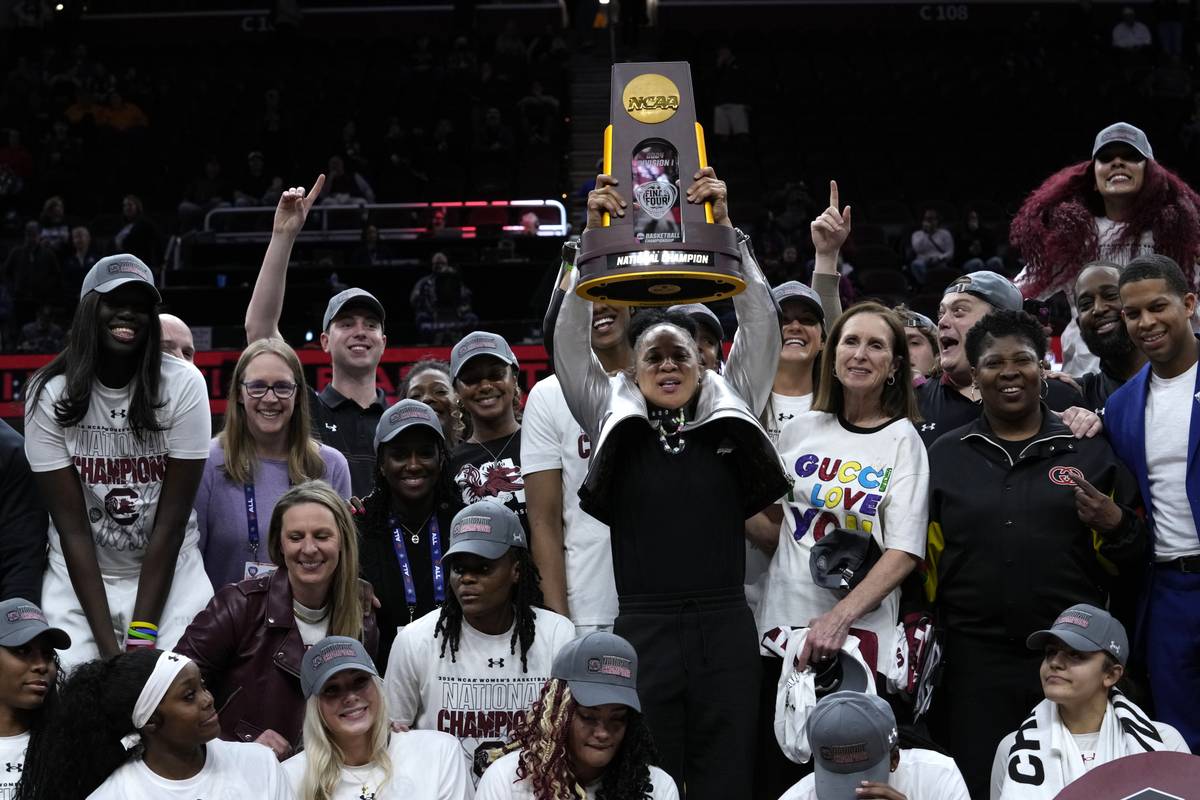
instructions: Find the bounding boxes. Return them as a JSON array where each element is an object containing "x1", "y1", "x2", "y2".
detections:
[{"x1": 925, "y1": 405, "x2": 1146, "y2": 644}]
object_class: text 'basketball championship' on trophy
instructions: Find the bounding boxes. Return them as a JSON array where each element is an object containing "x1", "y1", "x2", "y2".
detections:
[{"x1": 575, "y1": 62, "x2": 745, "y2": 306}]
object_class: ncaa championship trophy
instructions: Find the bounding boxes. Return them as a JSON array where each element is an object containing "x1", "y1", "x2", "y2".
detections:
[{"x1": 575, "y1": 62, "x2": 745, "y2": 306}]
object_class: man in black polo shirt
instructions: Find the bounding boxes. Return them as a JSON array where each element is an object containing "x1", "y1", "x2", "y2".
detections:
[
  {"x1": 1074, "y1": 261, "x2": 1147, "y2": 413},
  {"x1": 245, "y1": 176, "x2": 388, "y2": 496},
  {"x1": 917, "y1": 270, "x2": 1092, "y2": 447}
]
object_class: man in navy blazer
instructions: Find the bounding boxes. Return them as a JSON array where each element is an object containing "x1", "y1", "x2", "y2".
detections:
[{"x1": 1105, "y1": 254, "x2": 1200, "y2": 753}]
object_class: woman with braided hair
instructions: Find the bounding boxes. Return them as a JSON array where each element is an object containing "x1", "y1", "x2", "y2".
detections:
[
  {"x1": 385, "y1": 501, "x2": 575, "y2": 785},
  {"x1": 476, "y1": 632, "x2": 677, "y2": 800},
  {"x1": 22, "y1": 648, "x2": 287, "y2": 800},
  {"x1": 1010, "y1": 122, "x2": 1200, "y2": 375}
]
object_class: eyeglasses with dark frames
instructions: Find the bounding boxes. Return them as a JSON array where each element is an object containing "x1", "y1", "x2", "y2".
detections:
[{"x1": 241, "y1": 380, "x2": 298, "y2": 399}]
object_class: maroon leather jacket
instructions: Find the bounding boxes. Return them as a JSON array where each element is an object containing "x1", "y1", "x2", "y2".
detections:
[{"x1": 174, "y1": 568, "x2": 379, "y2": 750}]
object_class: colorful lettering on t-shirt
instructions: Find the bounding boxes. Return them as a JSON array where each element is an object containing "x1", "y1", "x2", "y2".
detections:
[{"x1": 789, "y1": 454, "x2": 893, "y2": 541}]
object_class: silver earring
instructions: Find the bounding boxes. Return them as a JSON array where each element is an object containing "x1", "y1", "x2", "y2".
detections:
[{"x1": 887, "y1": 374, "x2": 896, "y2": 386}]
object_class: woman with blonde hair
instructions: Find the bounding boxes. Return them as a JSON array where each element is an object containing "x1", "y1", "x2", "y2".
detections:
[
  {"x1": 195, "y1": 338, "x2": 351, "y2": 589},
  {"x1": 176, "y1": 481, "x2": 378, "y2": 761},
  {"x1": 283, "y1": 635, "x2": 470, "y2": 799}
]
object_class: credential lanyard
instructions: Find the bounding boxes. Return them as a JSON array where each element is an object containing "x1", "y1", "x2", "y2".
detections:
[
  {"x1": 389, "y1": 515, "x2": 446, "y2": 610},
  {"x1": 244, "y1": 483, "x2": 260, "y2": 555}
]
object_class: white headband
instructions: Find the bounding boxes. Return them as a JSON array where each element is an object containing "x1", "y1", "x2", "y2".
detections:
[{"x1": 120, "y1": 652, "x2": 193, "y2": 751}]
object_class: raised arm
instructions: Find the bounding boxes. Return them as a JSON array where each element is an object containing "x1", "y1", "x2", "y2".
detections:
[
  {"x1": 245, "y1": 174, "x2": 325, "y2": 343},
  {"x1": 553, "y1": 175, "x2": 621, "y2": 441},
  {"x1": 708, "y1": 170, "x2": 782, "y2": 416},
  {"x1": 811, "y1": 179, "x2": 850, "y2": 322}
]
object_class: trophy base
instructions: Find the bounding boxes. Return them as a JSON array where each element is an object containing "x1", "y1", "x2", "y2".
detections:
[
  {"x1": 575, "y1": 269, "x2": 745, "y2": 307},
  {"x1": 575, "y1": 223, "x2": 744, "y2": 307}
]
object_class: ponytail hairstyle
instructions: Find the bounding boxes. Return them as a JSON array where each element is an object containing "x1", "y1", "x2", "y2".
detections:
[
  {"x1": 508, "y1": 679, "x2": 659, "y2": 800},
  {"x1": 435, "y1": 546, "x2": 544, "y2": 672},
  {"x1": 401, "y1": 358, "x2": 467, "y2": 446},
  {"x1": 27, "y1": 287, "x2": 164, "y2": 441},
  {"x1": 10, "y1": 648, "x2": 66, "y2": 800},
  {"x1": 268, "y1": 481, "x2": 364, "y2": 642},
  {"x1": 299, "y1": 675, "x2": 392, "y2": 800},
  {"x1": 16, "y1": 649, "x2": 159, "y2": 800}
]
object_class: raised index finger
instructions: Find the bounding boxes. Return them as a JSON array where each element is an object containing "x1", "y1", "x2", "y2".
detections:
[{"x1": 829, "y1": 179, "x2": 839, "y2": 211}]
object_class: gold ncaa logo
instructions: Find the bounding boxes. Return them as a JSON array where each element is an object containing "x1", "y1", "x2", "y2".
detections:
[{"x1": 623, "y1": 74, "x2": 680, "y2": 124}]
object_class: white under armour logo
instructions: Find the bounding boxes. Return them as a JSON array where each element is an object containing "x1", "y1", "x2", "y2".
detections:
[
  {"x1": 1110, "y1": 641, "x2": 1121, "y2": 655},
  {"x1": 920, "y1": 422, "x2": 937, "y2": 432},
  {"x1": 325, "y1": 423, "x2": 338, "y2": 433}
]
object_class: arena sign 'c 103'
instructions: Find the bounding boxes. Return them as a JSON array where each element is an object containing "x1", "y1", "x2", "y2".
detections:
[{"x1": 622, "y1": 73, "x2": 680, "y2": 124}]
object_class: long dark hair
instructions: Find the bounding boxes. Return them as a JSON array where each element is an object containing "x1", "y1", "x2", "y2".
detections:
[
  {"x1": 10, "y1": 650, "x2": 65, "y2": 800},
  {"x1": 509, "y1": 678, "x2": 659, "y2": 800},
  {"x1": 435, "y1": 547, "x2": 544, "y2": 671},
  {"x1": 17, "y1": 648, "x2": 159, "y2": 800},
  {"x1": 1010, "y1": 158, "x2": 1200, "y2": 296},
  {"x1": 27, "y1": 290, "x2": 164, "y2": 439}
]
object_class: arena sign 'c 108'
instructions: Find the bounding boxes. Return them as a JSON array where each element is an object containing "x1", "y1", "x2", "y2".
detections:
[{"x1": 622, "y1": 73, "x2": 681, "y2": 124}]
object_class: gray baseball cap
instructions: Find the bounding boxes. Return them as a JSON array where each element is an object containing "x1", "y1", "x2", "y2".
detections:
[
  {"x1": 1027, "y1": 603, "x2": 1130, "y2": 666},
  {"x1": 808, "y1": 691, "x2": 898, "y2": 798},
  {"x1": 668, "y1": 303, "x2": 724, "y2": 344},
  {"x1": 1093, "y1": 122, "x2": 1153, "y2": 161},
  {"x1": 80, "y1": 254, "x2": 161, "y2": 302},
  {"x1": 300, "y1": 635, "x2": 378, "y2": 699},
  {"x1": 0, "y1": 598, "x2": 71, "y2": 649},
  {"x1": 374, "y1": 399, "x2": 444, "y2": 451},
  {"x1": 442, "y1": 501, "x2": 527, "y2": 562},
  {"x1": 773, "y1": 281, "x2": 825, "y2": 323},
  {"x1": 322, "y1": 288, "x2": 386, "y2": 331},
  {"x1": 449, "y1": 332, "x2": 518, "y2": 380},
  {"x1": 943, "y1": 270, "x2": 1023, "y2": 312},
  {"x1": 552, "y1": 631, "x2": 641, "y2": 712}
]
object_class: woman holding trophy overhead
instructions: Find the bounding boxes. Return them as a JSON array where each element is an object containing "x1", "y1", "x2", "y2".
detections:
[{"x1": 553, "y1": 167, "x2": 791, "y2": 800}]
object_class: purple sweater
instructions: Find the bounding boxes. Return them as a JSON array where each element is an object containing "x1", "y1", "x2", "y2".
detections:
[{"x1": 194, "y1": 437, "x2": 352, "y2": 589}]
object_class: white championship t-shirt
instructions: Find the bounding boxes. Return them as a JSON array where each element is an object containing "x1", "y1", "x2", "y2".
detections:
[
  {"x1": 781, "y1": 747, "x2": 969, "y2": 800},
  {"x1": 520, "y1": 375, "x2": 618, "y2": 627},
  {"x1": 0, "y1": 731, "x2": 29, "y2": 800},
  {"x1": 87, "y1": 739, "x2": 289, "y2": 800},
  {"x1": 476, "y1": 749, "x2": 680, "y2": 800},
  {"x1": 283, "y1": 729, "x2": 472, "y2": 800},
  {"x1": 24, "y1": 355, "x2": 211, "y2": 572},
  {"x1": 757, "y1": 412, "x2": 929, "y2": 672},
  {"x1": 384, "y1": 605, "x2": 575, "y2": 783},
  {"x1": 1146, "y1": 361, "x2": 1200, "y2": 559}
]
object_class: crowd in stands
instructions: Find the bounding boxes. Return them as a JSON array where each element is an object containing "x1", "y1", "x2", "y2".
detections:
[{"x1": 0, "y1": 4, "x2": 1199, "y2": 800}]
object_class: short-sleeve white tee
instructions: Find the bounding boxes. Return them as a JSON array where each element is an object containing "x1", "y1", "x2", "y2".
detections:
[
  {"x1": 520, "y1": 375, "x2": 617, "y2": 627},
  {"x1": 384, "y1": 606, "x2": 576, "y2": 783},
  {"x1": 0, "y1": 731, "x2": 29, "y2": 800},
  {"x1": 763, "y1": 392, "x2": 813, "y2": 445},
  {"x1": 25, "y1": 356, "x2": 211, "y2": 573},
  {"x1": 757, "y1": 412, "x2": 929, "y2": 672},
  {"x1": 86, "y1": 740, "x2": 289, "y2": 800},
  {"x1": 476, "y1": 750, "x2": 680, "y2": 800},
  {"x1": 282, "y1": 729, "x2": 472, "y2": 800},
  {"x1": 781, "y1": 748, "x2": 969, "y2": 800},
  {"x1": 1146, "y1": 361, "x2": 1200, "y2": 559}
]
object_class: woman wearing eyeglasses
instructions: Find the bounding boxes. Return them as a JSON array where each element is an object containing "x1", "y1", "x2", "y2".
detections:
[{"x1": 194, "y1": 339, "x2": 351, "y2": 589}]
